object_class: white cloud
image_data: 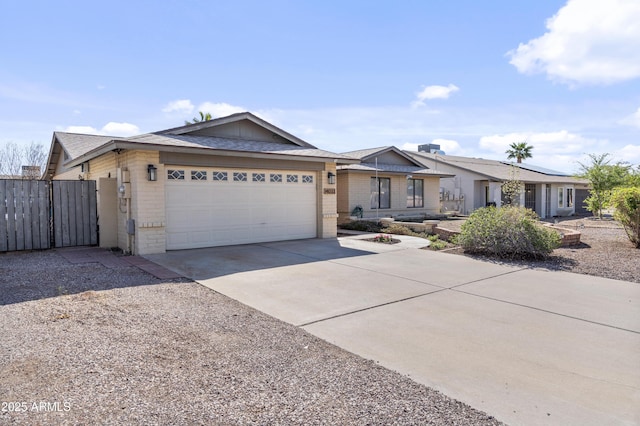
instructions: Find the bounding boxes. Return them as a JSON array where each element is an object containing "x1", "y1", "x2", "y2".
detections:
[
  {"x1": 198, "y1": 102, "x2": 245, "y2": 118},
  {"x1": 620, "y1": 107, "x2": 640, "y2": 128},
  {"x1": 64, "y1": 125, "x2": 99, "y2": 134},
  {"x1": 478, "y1": 130, "x2": 609, "y2": 172},
  {"x1": 479, "y1": 130, "x2": 599, "y2": 156},
  {"x1": 431, "y1": 138, "x2": 464, "y2": 155},
  {"x1": 101, "y1": 122, "x2": 140, "y2": 136},
  {"x1": 412, "y1": 84, "x2": 459, "y2": 107},
  {"x1": 63, "y1": 122, "x2": 140, "y2": 137},
  {"x1": 508, "y1": 0, "x2": 640, "y2": 86},
  {"x1": 162, "y1": 99, "x2": 194, "y2": 114},
  {"x1": 614, "y1": 144, "x2": 640, "y2": 165}
]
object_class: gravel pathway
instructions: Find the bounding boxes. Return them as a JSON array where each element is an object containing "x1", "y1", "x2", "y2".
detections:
[{"x1": 1, "y1": 251, "x2": 502, "y2": 425}]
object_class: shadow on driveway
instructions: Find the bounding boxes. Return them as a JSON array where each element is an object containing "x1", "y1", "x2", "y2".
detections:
[{"x1": 145, "y1": 238, "x2": 377, "y2": 281}]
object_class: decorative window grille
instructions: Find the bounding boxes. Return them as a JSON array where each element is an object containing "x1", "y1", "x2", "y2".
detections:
[
  {"x1": 270, "y1": 173, "x2": 282, "y2": 183},
  {"x1": 233, "y1": 172, "x2": 247, "y2": 182},
  {"x1": 213, "y1": 171, "x2": 228, "y2": 181},
  {"x1": 302, "y1": 175, "x2": 313, "y2": 183},
  {"x1": 167, "y1": 170, "x2": 185, "y2": 180},
  {"x1": 252, "y1": 173, "x2": 266, "y2": 182},
  {"x1": 287, "y1": 174, "x2": 298, "y2": 183},
  {"x1": 191, "y1": 170, "x2": 207, "y2": 181}
]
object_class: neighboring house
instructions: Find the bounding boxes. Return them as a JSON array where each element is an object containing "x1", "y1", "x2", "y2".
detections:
[
  {"x1": 408, "y1": 150, "x2": 590, "y2": 218},
  {"x1": 337, "y1": 146, "x2": 454, "y2": 223},
  {"x1": 44, "y1": 112, "x2": 356, "y2": 255},
  {"x1": 0, "y1": 166, "x2": 41, "y2": 180}
]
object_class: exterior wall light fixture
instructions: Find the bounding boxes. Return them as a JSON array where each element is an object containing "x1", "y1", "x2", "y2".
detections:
[
  {"x1": 147, "y1": 164, "x2": 158, "y2": 181},
  {"x1": 327, "y1": 172, "x2": 336, "y2": 185}
]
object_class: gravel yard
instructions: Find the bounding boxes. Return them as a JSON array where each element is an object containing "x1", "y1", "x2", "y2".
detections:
[
  {"x1": 438, "y1": 216, "x2": 640, "y2": 284},
  {"x1": 1, "y1": 250, "x2": 501, "y2": 425},
  {"x1": 2, "y1": 218, "x2": 636, "y2": 425}
]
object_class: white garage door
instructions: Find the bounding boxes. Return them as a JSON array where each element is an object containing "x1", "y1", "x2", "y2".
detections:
[{"x1": 165, "y1": 167, "x2": 317, "y2": 250}]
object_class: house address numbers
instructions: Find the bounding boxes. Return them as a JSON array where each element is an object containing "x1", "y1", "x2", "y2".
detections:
[{"x1": 323, "y1": 188, "x2": 336, "y2": 194}]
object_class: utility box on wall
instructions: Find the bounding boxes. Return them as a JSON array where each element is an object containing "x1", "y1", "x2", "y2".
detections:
[
  {"x1": 118, "y1": 183, "x2": 131, "y2": 199},
  {"x1": 126, "y1": 219, "x2": 135, "y2": 235}
]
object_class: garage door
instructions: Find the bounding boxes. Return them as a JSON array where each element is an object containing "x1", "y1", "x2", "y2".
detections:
[{"x1": 165, "y1": 167, "x2": 317, "y2": 250}]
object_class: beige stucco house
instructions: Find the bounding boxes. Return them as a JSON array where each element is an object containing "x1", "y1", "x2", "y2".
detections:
[
  {"x1": 44, "y1": 112, "x2": 356, "y2": 255},
  {"x1": 336, "y1": 146, "x2": 454, "y2": 223},
  {"x1": 408, "y1": 149, "x2": 590, "y2": 218}
]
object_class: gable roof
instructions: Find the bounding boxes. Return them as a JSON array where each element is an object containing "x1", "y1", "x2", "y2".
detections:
[
  {"x1": 45, "y1": 112, "x2": 356, "y2": 179},
  {"x1": 160, "y1": 112, "x2": 315, "y2": 148},
  {"x1": 342, "y1": 146, "x2": 424, "y2": 166},
  {"x1": 339, "y1": 146, "x2": 454, "y2": 177},
  {"x1": 408, "y1": 151, "x2": 586, "y2": 184}
]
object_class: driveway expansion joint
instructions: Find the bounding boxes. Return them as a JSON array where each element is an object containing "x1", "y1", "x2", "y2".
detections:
[{"x1": 451, "y1": 288, "x2": 640, "y2": 335}]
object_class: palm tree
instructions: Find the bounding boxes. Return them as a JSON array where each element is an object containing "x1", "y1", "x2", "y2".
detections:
[
  {"x1": 185, "y1": 111, "x2": 213, "y2": 125},
  {"x1": 506, "y1": 141, "x2": 533, "y2": 163}
]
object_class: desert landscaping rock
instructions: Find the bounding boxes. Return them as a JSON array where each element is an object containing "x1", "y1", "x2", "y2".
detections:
[
  {"x1": 2, "y1": 218, "x2": 636, "y2": 425},
  {"x1": 440, "y1": 216, "x2": 640, "y2": 284},
  {"x1": 1, "y1": 251, "x2": 501, "y2": 425}
]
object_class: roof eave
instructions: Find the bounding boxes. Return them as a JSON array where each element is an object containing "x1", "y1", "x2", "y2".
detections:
[
  {"x1": 337, "y1": 168, "x2": 455, "y2": 178},
  {"x1": 65, "y1": 141, "x2": 358, "y2": 168}
]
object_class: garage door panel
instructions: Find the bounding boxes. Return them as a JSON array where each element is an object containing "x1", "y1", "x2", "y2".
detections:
[{"x1": 165, "y1": 168, "x2": 317, "y2": 250}]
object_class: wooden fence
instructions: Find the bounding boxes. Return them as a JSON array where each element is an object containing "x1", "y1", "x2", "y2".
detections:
[{"x1": 0, "y1": 180, "x2": 97, "y2": 252}]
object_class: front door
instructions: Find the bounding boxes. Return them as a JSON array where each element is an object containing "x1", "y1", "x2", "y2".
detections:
[{"x1": 525, "y1": 184, "x2": 536, "y2": 210}]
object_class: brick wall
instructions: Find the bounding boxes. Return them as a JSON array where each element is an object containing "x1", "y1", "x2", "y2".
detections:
[
  {"x1": 320, "y1": 163, "x2": 338, "y2": 238},
  {"x1": 128, "y1": 151, "x2": 166, "y2": 255}
]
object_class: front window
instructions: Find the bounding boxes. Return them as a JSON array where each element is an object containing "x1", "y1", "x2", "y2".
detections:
[
  {"x1": 370, "y1": 177, "x2": 390, "y2": 209},
  {"x1": 566, "y1": 188, "x2": 574, "y2": 207},
  {"x1": 407, "y1": 179, "x2": 424, "y2": 208},
  {"x1": 558, "y1": 187, "x2": 564, "y2": 208}
]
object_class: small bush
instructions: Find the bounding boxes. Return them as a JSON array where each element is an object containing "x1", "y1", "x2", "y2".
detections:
[
  {"x1": 339, "y1": 220, "x2": 383, "y2": 232},
  {"x1": 427, "y1": 234, "x2": 447, "y2": 250},
  {"x1": 382, "y1": 223, "x2": 430, "y2": 238},
  {"x1": 371, "y1": 234, "x2": 395, "y2": 243},
  {"x1": 609, "y1": 186, "x2": 640, "y2": 248},
  {"x1": 454, "y1": 206, "x2": 560, "y2": 259}
]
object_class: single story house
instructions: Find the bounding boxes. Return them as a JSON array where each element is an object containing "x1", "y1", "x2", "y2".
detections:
[
  {"x1": 408, "y1": 149, "x2": 590, "y2": 218},
  {"x1": 337, "y1": 146, "x2": 454, "y2": 223},
  {"x1": 44, "y1": 112, "x2": 356, "y2": 255}
]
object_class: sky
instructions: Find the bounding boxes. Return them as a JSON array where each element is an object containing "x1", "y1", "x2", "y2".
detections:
[{"x1": 1, "y1": 0, "x2": 639, "y2": 174}]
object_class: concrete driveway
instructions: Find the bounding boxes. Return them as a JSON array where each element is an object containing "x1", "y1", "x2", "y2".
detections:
[{"x1": 147, "y1": 236, "x2": 640, "y2": 426}]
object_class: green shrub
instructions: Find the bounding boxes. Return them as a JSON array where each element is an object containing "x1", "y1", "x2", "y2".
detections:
[
  {"x1": 609, "y1": 186, "x2": 640, "y2": 248},
  {"x1": 339, "y1": 220, "x2": 383, "y2": 232},
  {"x1": 427, "y1": 234, "x2": 447, "y2": 250},
  {"x1": 454, "y1": 206, "x2": 560, "y2": 259},
  {"x1": 381, "y1": 223, "x2": 430, "y2": 238}
]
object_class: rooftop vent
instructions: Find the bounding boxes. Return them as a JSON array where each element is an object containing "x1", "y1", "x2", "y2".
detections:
[{"x1": 418, "y1": 143, "x2": 445, "y2": 155}]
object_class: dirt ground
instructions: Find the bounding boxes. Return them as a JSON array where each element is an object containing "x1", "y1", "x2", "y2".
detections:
[
  {"x1": 0, "y1": 250, "x2": 502, "y2": 426},
  {"x1": 437, "y1": 216, "x2": 640, "y2": 284}
]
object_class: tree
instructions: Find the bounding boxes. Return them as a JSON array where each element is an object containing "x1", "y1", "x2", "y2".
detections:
[
  {"x1": 0, "y1": 141, "x2": 47, "y2": 179},
  {"x1": 501, "y1": 166, "x2": 523, "y2": 206},
  {"x1": 185, "y1": 111, "x2": 213, "y2": 125},
  {"x1": 609, "y1": 186, "x2": 640, "y2": 248},
  {"x1": 506, "y1": 141, "x2": 533, "y2": 163},
  {"x1": 576, "y1": 153, "x2": 630, "y2": 219}
]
